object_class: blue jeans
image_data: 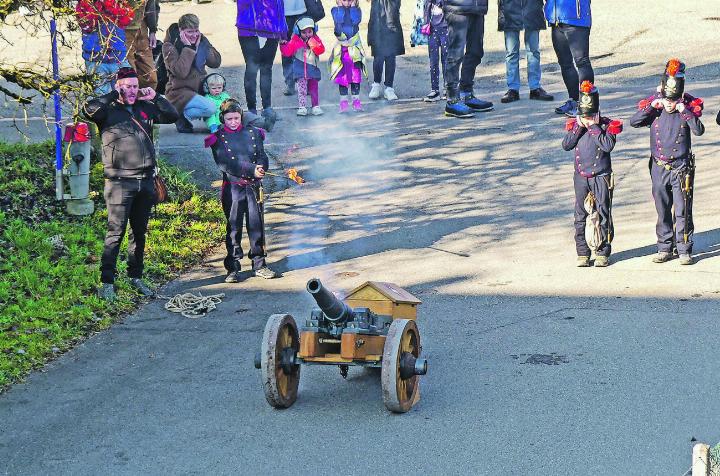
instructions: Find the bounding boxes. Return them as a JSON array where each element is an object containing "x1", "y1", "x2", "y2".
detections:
[
  {"x1": 184, "y1": 94, "x2": 217, "y2": 121},
  {"x1": 85, "y1": 61, "x2": 123, "y2": 96},
  {"x1": 503, "y1": 30, "x2": 541, "y2": 91}
]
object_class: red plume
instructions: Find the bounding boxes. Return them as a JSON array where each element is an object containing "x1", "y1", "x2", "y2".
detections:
[
  {"x1": 666, "y1": 58, "x2": 681, "y2": 76},
  {"x1": 580, "y1": 81, "x2": 594, "y2": 93}
]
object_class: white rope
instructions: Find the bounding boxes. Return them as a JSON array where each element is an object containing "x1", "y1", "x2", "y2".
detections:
[{"x1": 159, "y1": 292, "x2": 225, "y2": 319}]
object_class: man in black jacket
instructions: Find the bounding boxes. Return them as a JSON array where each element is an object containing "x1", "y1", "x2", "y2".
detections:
[
  {"x1": 442, "y1": 0, "x2": 494, "y2": 118},
  {"x1": 83, "y1": 67, "x2": 179, "y2": 301},
  {"x1": 497, "y1": 0, "x2": 553, "y2": 103}
]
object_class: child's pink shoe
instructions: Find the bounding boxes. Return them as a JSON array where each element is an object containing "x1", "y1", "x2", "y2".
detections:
[
  {"x1": 352, "y1": 98, "x2": 363, "y2": 112},
  {"x1": 339, "y1": 99, "x2": 349, "y2": 113}
]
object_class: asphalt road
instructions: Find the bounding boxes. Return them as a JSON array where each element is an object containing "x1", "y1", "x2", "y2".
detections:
[{"x1": 2, "y1": 1, "x2": 720, "y2": 474}]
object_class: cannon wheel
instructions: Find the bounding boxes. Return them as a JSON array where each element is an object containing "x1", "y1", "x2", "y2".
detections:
[
  {"x1": 381, "y1": 319, "x2": 421, "y2": 413},
  {"x1": 260, "y1": 314, "x2": 301, "y2": 408}
]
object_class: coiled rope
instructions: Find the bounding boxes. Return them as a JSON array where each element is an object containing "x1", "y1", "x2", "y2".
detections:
[{"x1": 158, "y1": 292, "x2": 226, "y2": 319}]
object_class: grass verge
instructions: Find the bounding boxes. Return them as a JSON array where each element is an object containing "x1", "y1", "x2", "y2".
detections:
[{"x1": 0, "y1": 141, "x2": 224, "y2": 389}]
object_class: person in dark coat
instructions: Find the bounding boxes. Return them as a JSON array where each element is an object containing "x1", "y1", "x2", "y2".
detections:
[
  {"x1": 562, "y1": 81, "x2": 622, "y2": 267},
  {"x1": 367, "y1": 0, "x2": 405, "y2": 101},
  {"x1": 82, "y1": 67, "x2": 179, "y2": 301},
  {"x1": 441, "y1": 0, "x2": 493, "y2": 118},
  {"x1": 497, "y1": 0, "x2": 552, "y2": 103},
  {"x1": 629, "y1": 59, "x2": 705, "y2": 266}
]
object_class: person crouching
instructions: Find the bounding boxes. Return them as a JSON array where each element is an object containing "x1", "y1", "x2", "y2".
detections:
[
  {"x1": 205, "y1": 99, "x2": 279, "y2": 282},
  {"x1": 562, "y1": 81, "x2": 623, "y2": 267},
  {"x1": 280, "y1": 16, "x2": 325, "y2": 117}
]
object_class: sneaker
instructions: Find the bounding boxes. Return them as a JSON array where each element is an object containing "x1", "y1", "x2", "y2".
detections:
[
  {"x1": 678, "y1": 254, "x2": 695, "y2": 265},
  {"x1": 423, "y1": 90, "x2": 441, "y2": 102},
  {"x1": 369, "y1": 82, "x2": 383, "y2": 100},
  {"x1": 225, "y1": 271, "x2": 241, "y2": 283},
  {"x1": 384, "y1": 86, "x2": 398, "y2": 101},
  {"x1": 501, "y1": 89, "x2": 520, "y2": 103},
  {"x1": 175, "y1": 116, "x2": 193, "y2": 133},
  {"x1": 98, "y1": 283, "x2": 116, "y2": 301},
  {"x1": 130, "y1": 278, "x2": 155, "y2": 297},
  {"x1": 352, "y1": 97, "x2": 363, "y2": 111},
  {"x1": 444, "y1": 99, "x2": 475, "y2": 118},
  {"x1": 555, "y1": 99, "x2": 577, "y2": 116},
  {"x1": 296, "y1": 107, "x2": 308, "y2": 116},
  {"x1": 576, "y1": 256, "x2": 591, "y2": 267},
  {"x1": 652, "y1": 251, "x2": 673, "y2": 263},
  {"x1": 594, "y1": 256, "x2": 609, "y2": 267},
  {"x1": 283, "y1": 84, "x2": 295, "y2": 96},
  {"x1": 254, "y1": 266, "x2": 278, "y2": 279},
  {"x1": 529, "y1": 87, "x2": 554, "y2": 101},
  {"x1": 339, "y1": 98, "x2": 349, "y2": 113},
  {"x1": 460, "y1": 92, "x2": 494, "y2": 112},
  {"x1": 311, "y1": 106, "x2": 324, "y2": 116},
  {"x1": 261, "y1": 108, "x2": 277, "y2": 132}
]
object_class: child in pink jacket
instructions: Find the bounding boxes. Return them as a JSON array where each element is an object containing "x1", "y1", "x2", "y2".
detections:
[{"x1": 280, "y1": 17, "x2": 326, "y2": 116}]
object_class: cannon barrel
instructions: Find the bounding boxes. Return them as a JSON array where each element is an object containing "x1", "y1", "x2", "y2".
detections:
[{"x1": 306, "y1": 278, "x2": 355, "y2": 322}]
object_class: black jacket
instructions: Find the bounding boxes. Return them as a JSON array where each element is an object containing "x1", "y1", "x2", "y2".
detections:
[
  {"x1": 83, "y1": 91, "x2": 179, "y2": 179},
  {"x1": 444, "y1": 0, "x2": 487, "y2": 16},
  {"x1": 206, "y1": 126, "x2": 269, "y2": 183},
  {"x1": 562, "y1": 117, "x2": 618, "y2": 178},
  {"x1": 498, "y1": 0, "x2": 546, "y2": 31},
  {"x1": 367, "y1": 0, "x2": 405, "y2": 57}
]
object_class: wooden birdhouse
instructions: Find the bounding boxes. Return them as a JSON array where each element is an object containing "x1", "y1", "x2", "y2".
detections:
[{"x1": 342, "y1": 281, "x2": 421, "y2": 320}]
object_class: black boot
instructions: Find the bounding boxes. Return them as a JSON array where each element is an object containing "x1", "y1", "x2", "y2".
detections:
[{"x1": 529, "y1": 87, "x2": 554, "y2": 101}]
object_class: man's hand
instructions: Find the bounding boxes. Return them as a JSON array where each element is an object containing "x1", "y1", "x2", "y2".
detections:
[
  {"x1": 138, "y1": 87, "x2": 156, "y2": 101},
  {"x1": 195, "y1": 33, "x2": 202, "y2": 48},
  {"x1": 149, "y1": 32, "x2": 157, "y2": 49},
  {"x1": 179, "y1": 30, "x2": 191, "y2": 46},
  {"x1": 254, "y1": 165, "x2": 265, "y2": 179}
]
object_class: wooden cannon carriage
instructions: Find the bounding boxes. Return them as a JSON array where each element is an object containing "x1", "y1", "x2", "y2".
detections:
[{"x1": 254, "y1": 279, "x2": 428, "y2": 413}]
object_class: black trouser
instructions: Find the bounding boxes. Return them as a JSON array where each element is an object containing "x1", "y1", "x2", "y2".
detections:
[
  {"x1": 444, "y1": 11, "x2": 485, "y2": 98},
  {"x1": 101, "y1": 177, "x2": 156, "y2": 284},
  {"x1": 372, "y1": 55, "x2": 396, "y2": 87},
  {"x1": 573, "y1": 173, "x2": 613, "y2": 258},
  {"x1": 551, "y1": 24, "x2": 593, "y2": 101},
  {"x1": 222, "y1": 182, "x2": 266, "y2": 272},
  {"x1": 650, "y1": 160, "x2": 693, "y2": 255},
  {"x1": 239, "y1": 35, "x2": 279, "y2": 111},
  {"x1": 281, "y1": 14, "x2": 304, "y2": 88}
]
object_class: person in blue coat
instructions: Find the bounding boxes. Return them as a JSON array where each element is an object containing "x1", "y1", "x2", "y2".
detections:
[{"x1": 544, "y1": 0, "x2": 593, "y2": 117}]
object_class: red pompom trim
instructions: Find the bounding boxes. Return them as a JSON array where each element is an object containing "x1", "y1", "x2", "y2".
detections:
[
  {"x1": 666, "y1": 58, "x2": 682, "y2": 76},
  {"x1": 204, "y1": 134, "x2": 217, "y2": 148},
  {"x1": 689, "y1": 97, "x2": 704, "y2": 110},
  {"x1": 565, "y1": 118, "x2": 576, "y2": 131},
  {"x1": 607, "y1": 120, "x2": 623, "y2": 135},
  {"x1": 580, "y1": 80, "x2": 594, "y2": 93},
  {"x1": 638, "y1": 99, "x2": 650, "y2": 110}
]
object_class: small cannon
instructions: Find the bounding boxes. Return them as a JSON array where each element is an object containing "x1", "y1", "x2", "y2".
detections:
[{"x1": 255, "y1": 278, "x2": 428, "y2": 413}]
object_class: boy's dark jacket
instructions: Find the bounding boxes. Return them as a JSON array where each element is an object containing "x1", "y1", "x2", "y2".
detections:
[
  {"x1": 563, "y1": 116, "x2": 622, "y2": 178},
  {"x1": 83, "y1": 90, "x2": 179, "y2": 179},
  {"x1": 204, "y1": 125, "x2": 269, "y2": 182}
]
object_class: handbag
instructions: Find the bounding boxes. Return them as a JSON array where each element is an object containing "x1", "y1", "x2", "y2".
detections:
[
  {"x1": 304, "y1": 0, "x2": 325, "y2": 22},
  {"x1": 130, "y1": 114, "x2": 168, "y2": 204},
  {"x1": 154, "y1": 173, "x2": 169, "y2": 203}
]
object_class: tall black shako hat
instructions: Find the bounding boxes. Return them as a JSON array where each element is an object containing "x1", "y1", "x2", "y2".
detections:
[
  {"x1": 577, "y1": 80, "x2": 599, "y2": 117},
  {"x1": 661, "y1": 58, "x2": 685, "y2": 100}
]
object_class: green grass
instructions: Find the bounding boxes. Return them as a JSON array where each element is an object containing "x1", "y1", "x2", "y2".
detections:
[{"x1": 0, "y1": 141, "x2": 224, "y2": 388}]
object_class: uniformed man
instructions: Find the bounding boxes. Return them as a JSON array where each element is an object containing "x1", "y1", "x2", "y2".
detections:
[
  {"x1": 630, "y1": 59, "x2": 705, "y2": 265},
  {"x1": 562, "y1": 81, "x2": 623, "y2": 267},
  {"x1": 204, "y1": 99, "x2": 279, "y2": 282}
]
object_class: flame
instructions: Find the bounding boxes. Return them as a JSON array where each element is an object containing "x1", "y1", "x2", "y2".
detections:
[
  {"x1": 580, "y1": 80, "x2": 594, "y2": 93},
  {"x1": 287, "y1": 168, "x2": 305, "y2": 184},
  {"x1": 666, "y1": 58, "x2": 682, "y2": 76}
]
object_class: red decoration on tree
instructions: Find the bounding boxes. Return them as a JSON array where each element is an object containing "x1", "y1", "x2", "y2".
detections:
[
  {"x1": 666, "y1": 58, "x2": 682, "y2": 76},
  {"x1": 75, "y1": 0, "x2": 135, "y2": 33}
]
